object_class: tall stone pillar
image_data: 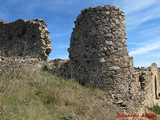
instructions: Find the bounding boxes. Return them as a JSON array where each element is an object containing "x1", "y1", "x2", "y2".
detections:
[{"x1": 68, "y1": 5, "x2": 133, "y2": 104}]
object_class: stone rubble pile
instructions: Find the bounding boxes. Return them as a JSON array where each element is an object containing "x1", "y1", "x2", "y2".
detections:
[{"x1": 43, "y1": 59, "x2": 71, "y2": 78}]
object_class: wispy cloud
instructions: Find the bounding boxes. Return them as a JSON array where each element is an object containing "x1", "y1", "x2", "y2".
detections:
[
  {"x1": 130, "y1": 44, "x2": 160, "y2": 56},
  {"x1": 141, "y1": 50, "x2": 160, "y2": 58},
  {"x1": 59, "y1": 55, "x2": 69, "y2": 59},
  {"x1": 134, "y1": 60, "x2": 154, "y2": 67},
  {"x1": 122, "y1": 0, "x2": 157, "y2": 14},
  {"x1": 124, "y1": 0, "x2": 160, "y2": 67},
  {"x1": 133, "y1": 50, "x2": 160, "y2": 67},
  {"x1": 129, "y1": 37, "x2": 160, "y2": 56},
  {"x1": 140, "y1": 25, "x2": 160, "y2": 38},
  {"x1": 2, "y1": 0, "x2": 160, "y2": 66},
  {"x1": 54, "y1": 45, "x2": 69, "y2": 49},
  {"x1": 113, "y1": 0, "x2": 159, "y2": 32},
  {"x1": 126, "y1": 5, "x2": 160, "y2": 30}
]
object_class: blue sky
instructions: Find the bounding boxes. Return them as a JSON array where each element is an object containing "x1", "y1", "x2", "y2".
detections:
[{"x1": 1, "y1": 0, "x2": 160, "y2": 67}]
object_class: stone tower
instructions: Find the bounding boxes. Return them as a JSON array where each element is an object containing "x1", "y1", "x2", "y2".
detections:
[{"x1": 68, "y1": 5, "x2": 134, "y2": 103}]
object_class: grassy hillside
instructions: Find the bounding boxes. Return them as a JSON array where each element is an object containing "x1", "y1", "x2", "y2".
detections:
[{"x1": 0, "y1": 69, "x2": 119, "y2": 120}]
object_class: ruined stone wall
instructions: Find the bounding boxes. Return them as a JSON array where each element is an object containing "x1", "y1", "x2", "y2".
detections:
[
  {"x1": 0, "y1": 6, "x2": 159, "y2": 115},
  {"x1": 0, "y1": 19, "x2": 51, "y2": 60},
  {"x1": 143, "y1": 63, "x2": 160, "y2": 107},
  {"x1": 68, "y1": 5, "x2": 134, "y2": 106},
  {"x1": 128, "y1": 63, "x2": 160, "y2": 113},
  {"x1": 0, "y1": 57, "x2": 44, "y2": 74}
]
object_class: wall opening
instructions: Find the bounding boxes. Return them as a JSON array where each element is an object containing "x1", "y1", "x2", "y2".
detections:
[
  {"x1": 155, "y1": 76, "x2": 158, "y2": 99},
  {"x1": 139, "y1": 73, "x2": 145, "y2": 91}
]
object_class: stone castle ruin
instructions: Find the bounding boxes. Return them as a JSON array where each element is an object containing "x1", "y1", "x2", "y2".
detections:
[
  {"x1": 0, "y1": 19, "x2": 51, "y2": 60},
  {"x1": 0, "y1": 19, "x2": 51, "y2": 73},
  {"x1": 68, "y1": 6, "x2": 134, "y2": 108},
  {"x1": 0, "y1": 5, "x2": 160, "y2": 113}
]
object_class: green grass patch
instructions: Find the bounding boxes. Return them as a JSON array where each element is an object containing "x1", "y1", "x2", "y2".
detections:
[
  {"x1": 148, "y1": 105, "x2": 160, "y2": 115},
  {"x1": 0, "y1": 68, "x2": 119, "y2": 120},
  {"x1": 0, "y1": 69, "x2": 98, "y2": 120}
]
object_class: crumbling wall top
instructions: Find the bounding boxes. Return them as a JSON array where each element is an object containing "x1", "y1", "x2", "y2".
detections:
[{"x1": 0, "y1": 19, "x2": 51, "y2": 60}]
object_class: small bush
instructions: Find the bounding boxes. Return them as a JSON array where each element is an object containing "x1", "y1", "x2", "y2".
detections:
[{"x1": 148, "y1": 105, "x2": 160, "y2": 114}]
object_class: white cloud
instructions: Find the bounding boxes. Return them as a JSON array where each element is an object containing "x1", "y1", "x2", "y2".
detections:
[
  {"x1": 129, "y1": 37, "x2": 160, "y2": 56},
  {"x1": 140, "y1": 25, "x2": 160, "y2": 38},
  {"x1": 126, "y1": 4, "x2": 160, "y2": 30},
  {"x1": 133, "y1": 52, "x2": 160, "y2": 67},
  {"x1": 54, "y1": 45, "x2": 69, "y2": 49},
  {"x1": 116, "y1": 0, "x2": 159, "y2": 32},
  {"x1": 59, "y1": 55, "x2": 69, "y2": 59},
  {"x1": 134, "y1": 60, "x2": 154, "y2": 67},
  {"x1": 49, "y1": 55, "x2": 69, "y2": 60},
  {"x1": 122, "y1": 0, "x2": 157, "y2": 14},
  {"x1": 130, "y1": 45, "x2": 159, "y2": 56},
  {"x1": 123, "y1": 1, "x2": 160, "y2": 67}
]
